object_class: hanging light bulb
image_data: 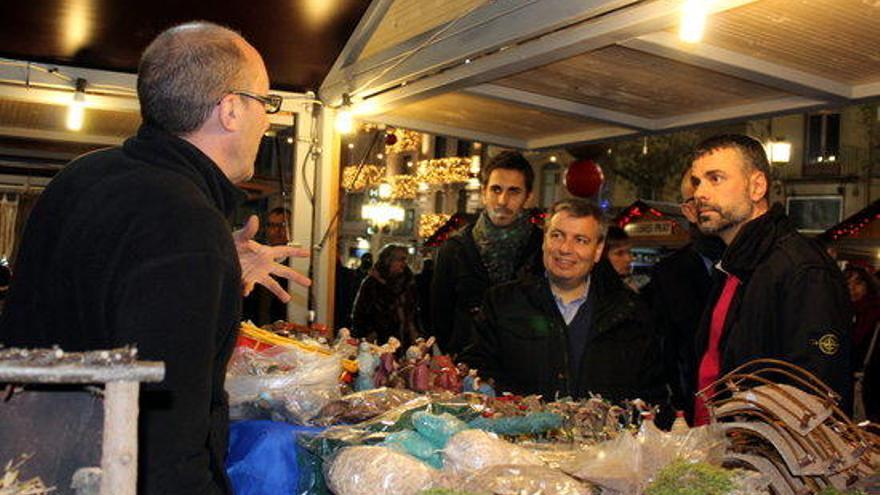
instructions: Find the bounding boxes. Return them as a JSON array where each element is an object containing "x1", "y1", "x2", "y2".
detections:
[
  {"x1": 642, "y1": 137, "x2": 648, "y2": 155},
  {"x1": 680, "y1": 0, "x2": 708, "y2": 43},
  {"x1": 66, "y1": 78, "x2": 87, "y2": 131},
  {"x1": 335, "y1": 94, "x2": 354, "y2": 134}
]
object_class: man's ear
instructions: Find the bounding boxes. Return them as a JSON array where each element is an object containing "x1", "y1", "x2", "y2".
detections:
[
  {"x1": 216, "y1": 94, "x2": 242, "y2": 132},
  {"x1": 594, "y1": 240, "x2": 605, "y2": 263},
  {"x1": 749, "y1": 170, "x2": 768, "y2": 202}
]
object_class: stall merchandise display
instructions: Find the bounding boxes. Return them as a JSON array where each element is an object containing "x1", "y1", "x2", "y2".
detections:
[{"x1": 225, "y1": 322, "x2": 880, "y2": 495}]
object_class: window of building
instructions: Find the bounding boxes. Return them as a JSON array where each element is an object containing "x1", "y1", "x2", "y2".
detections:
[
  {"x1": 805, "y1": 113, "x2": 840, "y2": 163},
  {"x1": 434, "y1": 136, "x2": 447, "y2": 158},
  {"x1": 456, "y1": 139, "x2": 472, "y2": 158},
  {"x1": 540, "y1": 164, "x2": 562, "y2": 208},
  {"x1": 344, "y1": 192, "x2": 365, "y2": 221}
]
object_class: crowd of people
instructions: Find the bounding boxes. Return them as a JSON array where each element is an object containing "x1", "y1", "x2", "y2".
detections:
[
  {"x1": 0, "y1": 19, "x2": 876, "y2": 495},
  {"x1": 345, "y1": 137, "x2": 876, "y2": 431}
]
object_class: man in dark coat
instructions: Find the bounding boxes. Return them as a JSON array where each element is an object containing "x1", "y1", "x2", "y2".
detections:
[
  {"x1": 463, "y1": 200, "x2": 667, "y2": 404},
  {"x1": 0, "y1": 22, "x2": 308, "y2": 494},
  {"x1": 431, "y1": 151, "x2": 542, "y2": 356},
  {"x1": 689, "y1": 134, "x2": 852, "y2": 425},
  {"x1": 650, "y1": 168, "x2": 725, "y2": 423}
]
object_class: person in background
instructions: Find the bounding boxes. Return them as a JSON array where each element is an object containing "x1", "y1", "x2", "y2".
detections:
[
  {"x1": 649, "y1": 167, "x2": 725, "y2": 424},
  {"x1": 351, "y1": 244, "x2": 422, "y2": 349},
  {"x1": 463, "y1": 199, "x2": 667, "y2": 406},
  {"x1": 603, "y1": 225, "x2": 639, "y2": 291},
  {"x1": 431, "y1": 151, "x2": 542, "y2": 356},
  {"x1": 242, "y1": 207, "x2": 292, "y2": 324},
  {"x1": 0, "y1": 22, "x2": 310, "y2": 494},
  {"x1": 844, "y1": 265, "x2": 880, "y2": 421},
  {"x1": 415, "y1": 258, "x2": 434, "y2": 333},
  {"x1": 689, "y1": 134, "x2": 851, "y2": 425}
]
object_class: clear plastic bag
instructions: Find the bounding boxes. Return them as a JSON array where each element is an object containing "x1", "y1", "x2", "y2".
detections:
[
  {"x1": 312, "y1": 387, "x2": 421, "y2": 426},
  {"x1": 563, "y1": 424, "x2": 728, "y2": 494},
  {"x1": 442, "y1": 429, "x2": 543, "y2": 476},
  {"x1": 325, "y1": 446, "x2": 440, "y2": 495},
  {"x1": 226, "y1": 345, "x2": 342, "y2": 424},
  {"x1": 460, "y1": 464, "x2": 593, "y2": 495}
]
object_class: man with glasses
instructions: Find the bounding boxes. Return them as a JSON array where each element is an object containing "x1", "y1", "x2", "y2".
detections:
[
  {"x1": 0, "y1": 22, "x2": 307, "y2": 494},
  {"x1": 647, "y1": 167, "x2": 725, "y2": 424}
]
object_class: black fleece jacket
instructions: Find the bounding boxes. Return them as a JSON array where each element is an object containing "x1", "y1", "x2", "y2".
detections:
[
  {"x1": 694, "y1": 204, "x2": 853, "y2": 410},
  {"x1": 462, "y1": 260, "x2": 668, "y2": 404},
  {"x1": 0, "y1": 125, "x2": 245, "y2": 494}
]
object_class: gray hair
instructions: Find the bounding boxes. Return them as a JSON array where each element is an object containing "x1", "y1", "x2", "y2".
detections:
[
  {"x1": 137, "y1": 21, "x2": 251, "y2": 134},
  {"x1": 548, "y1": 199, "x2": 608, "y2": 242}
]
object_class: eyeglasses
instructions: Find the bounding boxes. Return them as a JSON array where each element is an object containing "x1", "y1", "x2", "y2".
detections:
[{"x1": 229, "y1": 90, "x2": 283, "y2": 114}]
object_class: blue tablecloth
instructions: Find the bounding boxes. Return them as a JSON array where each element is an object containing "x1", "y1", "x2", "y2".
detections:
[{"x1": 226, "y1": 420, "x2": 326, "y2": 495}]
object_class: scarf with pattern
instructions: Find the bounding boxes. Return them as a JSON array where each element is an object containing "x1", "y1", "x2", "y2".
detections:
[{"x1": 472, "y1": 210, "x2": 533, "y2": 285}]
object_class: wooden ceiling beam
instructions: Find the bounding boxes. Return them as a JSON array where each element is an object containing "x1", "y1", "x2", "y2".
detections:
[
  {"x1": 320, "y1": 0, "x2": 640, "y2": 106},
  {"x1": 365, "y1": 114, "x2": 528, "y2": 149},
  {"x1": 334, "y1": 0, "x2": 759, "y2": 114},
  {"x1": 620, "y1": 32, "x2": 853, "y2": 103},
  {"x1": 464, "y1": 84, "x2": 657, "y2": 131}
]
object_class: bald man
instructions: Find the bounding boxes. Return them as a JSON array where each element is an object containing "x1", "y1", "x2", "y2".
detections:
[{"x1": 0, "y1": 22, "x2": 307, "y2": 494}]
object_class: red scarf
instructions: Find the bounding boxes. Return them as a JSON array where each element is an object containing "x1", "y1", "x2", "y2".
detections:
[{"x1": 694, "y1": 273, "x2": 741, "y2": 425}]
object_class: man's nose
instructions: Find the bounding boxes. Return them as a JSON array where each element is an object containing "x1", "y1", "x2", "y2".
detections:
[{"x1": 497, "y1": 191, "x2": 509, "y2": 206}]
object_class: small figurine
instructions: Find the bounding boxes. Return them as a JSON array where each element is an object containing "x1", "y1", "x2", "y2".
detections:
[
  {"x1": 408, "y1": 355, "x2": 432, "y2": 392},
  {"x1": 431, "y1": 354, "x2": 461, "y2": 392},
  {"x1": 463, "y1": 368, "x2": 496, "y2": 397},
  {"x1": 354, "y1": 341, "x2": 380, "y2": 392},
  {"x1": 374, "y1": 337, "x2": 401, "y2": 388}
]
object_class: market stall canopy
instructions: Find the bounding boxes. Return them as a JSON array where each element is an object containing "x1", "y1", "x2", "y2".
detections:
[
  {"x1": 321, "y1": 0, "x2": 880, "y2": 149},
  {"x1": 820, "y1": 198, "x2": 880, "y2": 262},
  {"x1": 0, "y1": 0, "x2": 371, "y2": 161},
  {"x1": 614, "y1": 200, "x2": 690, "y2": 248}
]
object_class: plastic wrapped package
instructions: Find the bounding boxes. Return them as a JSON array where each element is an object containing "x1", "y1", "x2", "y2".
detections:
[
  {"x1": 467, "y1": 412, "x2": 563, "y2": 436},
  {"x1": 563, "y1": 425, "x2": 728, "y2": 494},
  {"x1": 312, "y1": 387, "x2": 421, "y2": 426},
  {"x1": 411, "y1": 411, "x2": 468, "y2": 448},
  {"x1": 563, "y1": 432, "x2": 642, "y2": 494},
  {"x1": 460, "y1": 464, "x2": 594, "y2": 495},
  {"x1": 383, "y1": 430, "x2": 444, "y2": 469},
  {"x1": 226, "y1": 345, "x2": 342, "y2": 424},
  {"x1": 442, "y1": 429, "x2": 543, "y2": 476},
  {"x1": 325, "y1": 446, "x2": 440, "y2": 495}
]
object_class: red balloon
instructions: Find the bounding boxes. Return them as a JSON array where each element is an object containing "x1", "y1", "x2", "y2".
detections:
[
  {"x1": 564, "y1": 159, "x2": 604, "y2": 198},
  {"x1": 384, "y1": 132, "x2": 398, "y2": 146}
]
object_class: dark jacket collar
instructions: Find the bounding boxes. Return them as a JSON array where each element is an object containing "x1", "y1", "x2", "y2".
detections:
[
  {"x1": 122, "y1": 124, "x2": 247, "y2": 217},
  {"x1": 521, "y1": 260, "x2": 636, "y2": 339},
  {"x1": 720, "y1": 203, "x2": 793, "y2": 279}
]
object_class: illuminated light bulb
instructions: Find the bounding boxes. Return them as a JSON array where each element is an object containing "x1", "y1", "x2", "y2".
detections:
[
  {"x1": 347, "y1": 143, "x2": 355, "y2": 149},
  {"x1": 335, "y1": 107, "x2": 354, "y2": 134},
  {"x1": 549, "y1": 155, "x2": 557, "y2": 163},
  {"x1": 66, "y1": 78, "x2": 87, "y2": 131},
  {"x1": 377, "y1": 182, "x2": 392, "y2": 199},
  {"x1": 680, "y1": 0, "x2": 708, "y2": 43},
  {"x1": 768, "y1": 141, "x2": 792, "y2": 163}
]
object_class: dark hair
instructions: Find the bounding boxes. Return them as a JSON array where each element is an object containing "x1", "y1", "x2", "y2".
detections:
[
  {"x1": 844, "y1": 265, "x2": 879, "y2": 298},
  {"x1": 138, "y1": 21, "x2": 251, "y2": 134},
  {"x1": 604, "y1": 225, "x2": 630, "y2": 252},
  {"x1": 268, "y1": 207, "x2": 291, "y2": 218},
  {"x1": 549, "y1": 199, "x2": 608, "y2": 242},
  {"x1": 692, "y1": 134, "x2": 770, "y2": 197},
  {"x1": 480, "y1": 151, "x2": 535, "y2": 193},
  {"x1": 375, "y1": 244, "x2": 410, "y2": 280}
]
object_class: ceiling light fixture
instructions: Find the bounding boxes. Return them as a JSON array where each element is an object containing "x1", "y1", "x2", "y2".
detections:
[
  {"x1": 679, "y1": 0, "x2": 708, "y2": 43},
  {"x1": 335, "y1": 93, "x2": 354, "y2": 134},
  {"x1": 66, "y1": 78, "x2": 87, "y2": 131}
]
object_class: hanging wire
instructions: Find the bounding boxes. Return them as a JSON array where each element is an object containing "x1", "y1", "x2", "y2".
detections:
[{"x1": 348, "y1": 0, "x2": 540, "y2": 98}]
